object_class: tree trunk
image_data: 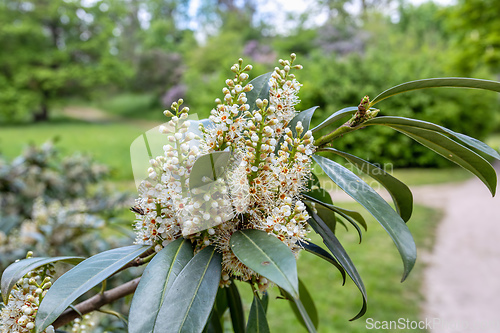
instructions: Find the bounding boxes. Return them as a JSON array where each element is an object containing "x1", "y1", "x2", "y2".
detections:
[{"x1": 33, "y1": 95, "x2": 49, "y2": 122}]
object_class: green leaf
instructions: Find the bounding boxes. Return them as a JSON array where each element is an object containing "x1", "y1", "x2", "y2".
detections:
[
  {"x1": 246, "y1": 72, "x2": 273, "y2": 113},
  {"x1": 333, "y1": 206, "x2": 367, "y2": 232},
  {"x1": 307, "y1": 209, "x2": 367, "y2": 321},
  {"x1": 306, "y1": 198, "x2": 364, "y2": 243},
  {"x1": 153, "y1": 246, "x2": 222, "y2": 333},
  {"x1": 303, "y1": 172, "x2": 333, "y2": 205},
  {"x1": 129, "y1": 239, "x2": 193, "y2": 333},
  {"x1": 364, "y1": 116, "x2": 500, "y2": 160},
  {"x1": 230, "y1": 229, "x2": 299, "y2": 298},
  {"x1": 314, "y1": 203, "x2": 338, "y2": 235},
  {"x1": 379, "y1": 125, "x2": 497, "y2": 195},
  {"x1": 1, "y1": 256, "x2": 84, "y2": 304},
  {"x1": 35, "y1": 245, "x2": 150, "y2": 332},
  {"x1": 189, "y1": 151, "x2": 231, "y2": 191},
  {"x1": 370, "y1": 77, "x2": 500, "y2": 107},
  {"x1": 321, "y1": 147, "x2": 414, "y2": 222},
  {"x1": 280, "y1": 279, "x2": 319, "y2": 332},
  {"x1": 261, "y1": 292, "x2": 269, "y2": 314},
  {"x1": 214, "y1": 287, "x2": 228, "y2": 319},
  {"x1": 289, "y1": 106, "x2": 319, "y2": 137},
  {"x1": 297, "y1": 240, "x2": 346, "y2": 285},
  {"x1": 246, "y1": 294, "x2": 270, "y2": 333},
  {"x1": 203, "y1": 309, "x2": 224, "y2": 333},
  {"x1": 204, "y1": 288, "x2": 227, "y2": 333},
  {"x1": 311, "y1": 106, "x2": 358, "y2": 133},
  {"x1": 303, "y1": 193, "x2": 367, "y2": 234},
  {"x1": 227, "y1": 282, "x2": 245, "y2": 333},
  {"x1": 312, "y1": 155, "x2": 417, "y2": 281}
]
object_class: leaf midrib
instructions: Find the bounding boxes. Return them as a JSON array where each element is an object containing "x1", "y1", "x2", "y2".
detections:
[
  {"x1": 176, "y1": 250, "x2": 215, "y2": 333},
  {"x1": 239, "y1": 231, "x2": 297, "y2": 298}
]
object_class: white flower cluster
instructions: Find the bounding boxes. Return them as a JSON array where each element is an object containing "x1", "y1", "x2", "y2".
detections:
[
  {"x1": 132, "y1": 54, "x2": 315, "y2": 284},
  {"x1": 133, "y1": 107, "x2": 202, "y2": 249},
  {"x1": 0, "y1": 253, "x2": 55, "y2": 333}
]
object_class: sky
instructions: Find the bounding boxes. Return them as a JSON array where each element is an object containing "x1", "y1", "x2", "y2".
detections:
[{"x1": 186, "y1": 0, "x2": 457, "y2": 37}]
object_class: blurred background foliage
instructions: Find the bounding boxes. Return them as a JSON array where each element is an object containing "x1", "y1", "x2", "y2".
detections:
[{"x1": 1, "y1": 0, "x2": 499, "y2": 168}]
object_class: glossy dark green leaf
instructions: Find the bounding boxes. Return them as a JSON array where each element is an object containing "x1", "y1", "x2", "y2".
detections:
[
  {"x1": 312, "y1": 155, "x2": 417, "y2": 281},
  {"x1": 35, "y1": 245, "x2": 150, "y2": 332},
  {"x1": 311, "y1": 106, "x2": 358, "y2": 133},
  {"x1": 289, "y1": 106, "x2": 319, "y2": 136},
  {"x1": 203, "y1": 310, "x2": 224, "y2": 333},
  {"x1": 305, "y1": 197, "x2": 364, "y2": 242},
  {"x1": 129, "y1": 239, "x2": 193, "y2": 333},
  {"x1": 314, "y1": 202, "x2": 338, "y2": 234},
  {"x1": 307, "y1": 210, "x2": 367, "y2": 321},
  {"x1": 303, "y1": 193, "x2": 367, "y2": 232},
  {"x1": 297, "y1": 240, "x2": 346, "y2": 285},
  {"x1": 261, "y1": 292, "x2": 269, "y2": 314},
  {"x1": 230, "y1": 230, "x2": 299, "y2": 298},
  {"x1": 2, "y1": 256, "x2": 84, "y2": 304},
  {"x1": 321, "y1": 147, "x2": 413, "y2": 221},
  {"x1": 204, "y1": 288, "x2": 227, "y2": 333},
  {"x1": 281, "y1": 279, "x2": 319, "y2": 332},
  {"x1": 246, "y1": 72, "x2": 273, "y2": 113},
  {"x1": 364, "y1": 116, "x2": 500, "y2": 161},
  {"x1": 330, "y1": 205, "x2": 367, "y2": 231},
  {"x1": 387, "y1": 125, "x2": 496, "y2": 195},
  {"x1": 189, "y1": 151, "x2": 231, "y2": 191},
  {"x1": 214, "y1": 287, "x2": 228, "y2": 319},
  {"x1": 303, "y1": 172, "x2": 333, "y2": 205},
  {"x1": 154, "y1": 246, "x2": 222, "y2": 333},
  {"x1": 246, "y1": 294, "x2": 270, "y2": 333},
  {"x1": 227, "y1": 282, "x2": 245, "y2": 333},
  {"x1": 370, "y1": 78, "x2": 500, "y2": 107}
]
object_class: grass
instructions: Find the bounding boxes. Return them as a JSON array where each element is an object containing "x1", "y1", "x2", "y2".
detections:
[
  {"x1": 0, "y1": 119, "x2": 145, "y2": 180},
  {"x1": 234, "y1": 203, "x2": 440, "y2": 333},
  {"x1": 96, "y1": 93, "x2": 165, "y2": 121},
  {"x1": 390, "y1": 167, "x2": 472, "y2": 186}
]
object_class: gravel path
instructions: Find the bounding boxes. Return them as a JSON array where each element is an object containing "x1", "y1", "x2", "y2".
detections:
[{"x1": 423, "y1": 163, "x2": 500, "y2": 333}]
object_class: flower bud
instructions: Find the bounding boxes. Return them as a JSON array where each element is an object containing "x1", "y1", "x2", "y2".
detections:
[{"x1": 255, "y1": 99, "x2": 263, "y2": 109}]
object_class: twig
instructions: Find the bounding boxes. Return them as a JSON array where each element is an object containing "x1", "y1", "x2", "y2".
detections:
[{"x1": 52, "y1": 277, "x2": 141, "y2": 328}]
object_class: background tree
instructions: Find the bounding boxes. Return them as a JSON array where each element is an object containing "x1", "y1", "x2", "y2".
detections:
[
  {"x1": 0, "y1": 0, "x2": 130, "y2": 122},
  {"x1": 444, "y1": 0, "x2": 500, "y2": 75}
]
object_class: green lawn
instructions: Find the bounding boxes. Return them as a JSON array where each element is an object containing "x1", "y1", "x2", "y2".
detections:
[
  {"x1": 233, "y1": 203, "x2": 439, "y2": 333},
  {"x1": 0, "y1": 119, "x2": 145, "y2": 180}
]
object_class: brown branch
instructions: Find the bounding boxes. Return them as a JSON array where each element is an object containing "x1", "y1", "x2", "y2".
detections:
[{"x1": 52, "y1": 277, "x2": 141, "y2": 328}]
